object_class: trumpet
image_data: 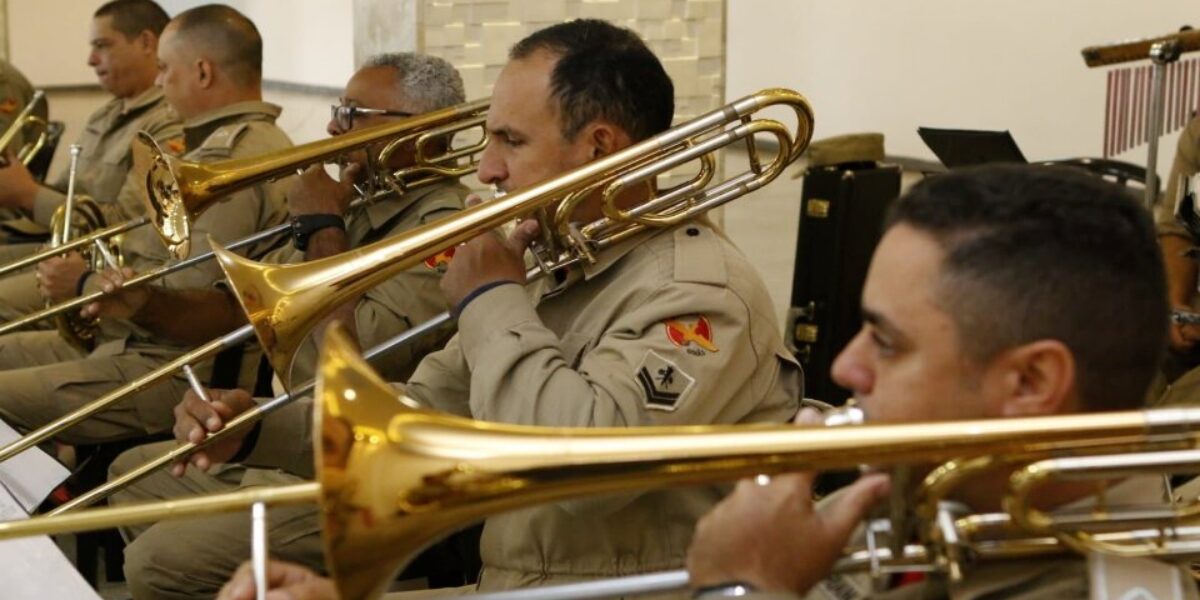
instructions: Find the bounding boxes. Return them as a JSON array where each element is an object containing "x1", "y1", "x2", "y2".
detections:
[
  {"x1": 214, "y1": 88, "x2": 814, "y2": 387},
  {"x1": 0, "y1": 90, "x2": 48, "y2": 167},
  {"x1": 5, "y1": 329, "x2": 1200, "y2": 600}
]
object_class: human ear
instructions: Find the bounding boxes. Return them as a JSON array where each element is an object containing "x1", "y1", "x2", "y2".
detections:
[{"x1": 992, "y1": 340, "x2": 1076, "y2": 417}]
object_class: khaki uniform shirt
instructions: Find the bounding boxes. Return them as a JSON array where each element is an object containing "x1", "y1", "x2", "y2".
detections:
[
  {"x1": 413, "y1": 218, "x2": 801, "y2": 589},
  {"x1": 242, "y1": 218, "x2": 802, "y2": 588},
  {"x1": 803, "y1": 476, "x2": 1195, "y2": 600},
  {"x1": 269, "y1": 179, "x2": 467, "y2": 384},
  {"x1": 85, "y1": 100, "x2": 291, "y2": 355},
  {"x1": 31, "y1": 86, "x2": 181, "y2": 228}
]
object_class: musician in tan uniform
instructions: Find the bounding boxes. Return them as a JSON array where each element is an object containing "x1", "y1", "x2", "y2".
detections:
[
  {"x1": 212, "y1": 18, "x2": 802, "y2": 600},
  {"x1": 0, "y1": 5, "x2": 289, "y2": 445},
  {"x1": 0, "y1": 58, "x2": 47, "y2": 184},
  {"x1": 0, "y1": 0, "x2": 180, "y2": 322},
  {"x1": 685, "y1": 165, "x2": 1192, "y2": 600},
  {"x1": 102, "y1": 53, "x2": 470, "y2": 600}
]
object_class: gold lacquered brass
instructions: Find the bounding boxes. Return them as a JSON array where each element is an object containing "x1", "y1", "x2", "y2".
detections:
[
  {"x1": 3, "y1": 327, "x2": 1200, "y2": 599},
  {"x1": 0, "y1": 90, "x2": 48, "y2": 167},
  {"x1": 47, "y1": 196, "x2": 122, "y2": 350},
  {"x1": 139, "y1": 98, "x2": 490, "y2": 258},
  {"x1": 215, "y1": 88, "x2": 814, "y2": 388}
]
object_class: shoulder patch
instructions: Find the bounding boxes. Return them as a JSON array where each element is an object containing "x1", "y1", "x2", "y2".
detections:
[
  {"x1": 0, "y1": 97, "x2": 18, "y2": 115},
  {"x1": 672, "y1": 224, "x2": 727, "y2": 285},
  {"x1": 636, "y1": 350, "x2": 695, "y2": 412},
  {"x1": 423, "y1": 246, "x2": 456, "y2": 272},
  {"x1": 201, "y1": 122, "x2": 250, "y2": 152},
  {"x1": 664, "y1": 315, "x2": 718, "y2": 354},
  {"x1": 164, "y1": 136, "x2": 186, "y2": 156}
]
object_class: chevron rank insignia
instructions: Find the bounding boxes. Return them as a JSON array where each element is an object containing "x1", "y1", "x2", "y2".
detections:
[{"x1": 636, "y1": 350, "x2": 694, "y2": 412}]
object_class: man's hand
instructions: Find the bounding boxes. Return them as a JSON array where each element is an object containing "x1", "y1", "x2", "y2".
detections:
[
  {"x1": 217, "y1": 560, "x2": 337, "y2": 600},
  {"x1": 686, "y1": 471, "x2": 891, "y2": 595},
  {"x1": 440, "y1": 196, "x2": 540, "y2": 308},
  {"x1": 286, "y1": 163, "x2": 360, "y2": 218},
  {"x1": 170, "y1": 387, "x2": 257, "y2": 477},
  {"x1": 1170, "y1": 305, "x2": 1200, "y2": 353},
  {"x1": 79, "y1": 267, "x2": 149, "y2": 320},
  {"x1": 0, "y1": 151, "x2": 40, "y2": 211},
  {"x1": 35, "y1": 253, "x2": 88, "y2": 303}
]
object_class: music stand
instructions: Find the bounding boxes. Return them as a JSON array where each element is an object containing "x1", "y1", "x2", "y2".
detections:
[{"x1": 917, "y1": 127, "x2": 1028, "y2": 169}]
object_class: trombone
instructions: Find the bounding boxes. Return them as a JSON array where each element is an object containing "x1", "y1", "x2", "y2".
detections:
[
  {"x1": 0, "y1": 104, "x2": 490, "y2": 464},
  {"x1": 0, "y1": 90, "x2": 49, "y2": 168},
  {"x1": 5, "y1": 329, "x2": 1200, "y2": 600},
  {"x1": 0, "y1": 101, "x2": 490, "y2": 337},
  {"x1": 43, "y1": 87, "x2": 813, "y2": 509},
  {"x1": 214, "y1": 88, "x2": 814, "y2": 387}
]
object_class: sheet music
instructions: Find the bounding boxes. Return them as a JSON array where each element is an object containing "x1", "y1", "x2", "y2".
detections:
[
  {"x1": 0, "y1": 484, "x2": 101, "y2": 599},
  {"x1": 0, "y1": 418, "x2": 70, "y2": 512}
]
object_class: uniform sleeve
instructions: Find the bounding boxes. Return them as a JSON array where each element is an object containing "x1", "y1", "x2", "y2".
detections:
[
  {"x1": 1158, "y1": 116, "x2": 1200, "y2": 238},
  {"x1": 455, "y1": 277, "x2": 775, "y2": 428},
  {"x1": 404, "y1": 335, "x2": 473, "y2": 418}
]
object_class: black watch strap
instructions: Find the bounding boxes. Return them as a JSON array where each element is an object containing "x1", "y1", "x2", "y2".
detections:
[{"x1": 291, "y1": 214, "x2": 345, "y2": 251}]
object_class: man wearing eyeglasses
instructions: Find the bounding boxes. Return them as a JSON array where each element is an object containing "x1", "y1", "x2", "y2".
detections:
[{"x1": 95, "y1": 52, "x2": 470, "y2": 600}]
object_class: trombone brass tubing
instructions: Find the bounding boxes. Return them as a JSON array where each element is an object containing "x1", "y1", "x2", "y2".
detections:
[
  {"x1": 215, "y1": 88, "x2": 813, "y2": 387},
  {"x1": 311, "y1": 329, "x2": 1200, "y2": 600},
  {"x1": 0, "y1": 90, "x2": 47, "y2": 166},
  {"x1": 0, "y1": 217, "x2": 289, "y2": 339},
  {"x1": 1005, "y1": 448, "x2": 1200, "y2": 556},
  {"x1": 47, "y1": 309, "x2": 455, "y2": 514},
  {"x1": 142, "y1": 98, "x2": 490, "y2": 256},
  {"x1": 1082, "y1": 29, "x2": 1200, "y2": 67},
  {"x1": 0, "y1": 217, "x2": 149, "y2": 279},
  {"x1": 0, "y1": 481, "x2": 318, "y2": 539},
  {"x1": 0, "y1": 325, "x2": 255, "y2": 463}
]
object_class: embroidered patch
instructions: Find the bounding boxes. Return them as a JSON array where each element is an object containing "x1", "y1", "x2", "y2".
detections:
[
  {"x1": 636, "y1": 350, "x2": 695, "y2": 412},
  {"x1": 0, "y1": 98, "x2": 17, "y2": 115},
  {"x1": 664, "y1": 316, "x2": 717, "y2": 354},
  {"x1": 423, "y1": 246, "x2": 456, "y2": 272},
  {"x1": 165, "y1": 136, "x2": 186, "y2": 155}
]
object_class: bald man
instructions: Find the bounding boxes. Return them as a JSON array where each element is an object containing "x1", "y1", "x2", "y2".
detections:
[{"x1": 0, "y1": 4, "x2": 290, "y2": 450}]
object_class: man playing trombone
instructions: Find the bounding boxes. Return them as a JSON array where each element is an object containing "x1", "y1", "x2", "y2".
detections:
[
  {"x1": 99, "y1": 53, "x2": 472, "y2": 600},
  {"x1": 193, "y1": 17, "x2": 801, "y2": 598},
  {"x1": 684, "y1": 165, "x2": 1192, "y2": 599},
  {"x1": 0, "y1": 0, "x2": 181, "y2": 320},
  {"x1": 0, "y1": 5, "x2": 290, "y2": 449}
]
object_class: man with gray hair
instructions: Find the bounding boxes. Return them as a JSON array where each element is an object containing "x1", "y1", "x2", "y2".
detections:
[{"x1": 98, "y1": 52, "x2": 471, "y2": 600}]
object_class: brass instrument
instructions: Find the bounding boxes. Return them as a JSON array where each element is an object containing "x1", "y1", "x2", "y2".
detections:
[
  {"x1": 213, "y1": 88, "x2": 813, "y2": 387},
  {"x1": 0, "y1": 105, "x2": 490, "y2": 465},
  {"x1": 141, "y1": 98, "x2": 489, "y2": 258},
  {"x1": 45, "y1": 144, "x2": 124, "y2": 351},
  {"x1": 4, "y1": 330, "x2": 1200, "y2": 600},
  {"x1": 0, "y1": 90, "x2": 48, "y2": 167}
]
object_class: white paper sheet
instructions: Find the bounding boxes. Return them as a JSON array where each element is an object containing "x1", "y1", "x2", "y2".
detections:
[
  {"x1": 0, "y1": 418, "x2": 70, "y2": 512},
  {"x1": 0, "y1": 484, "x2": 101, "y2": 599}
]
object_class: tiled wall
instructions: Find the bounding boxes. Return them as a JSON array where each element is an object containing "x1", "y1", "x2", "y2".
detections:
[{"x1": 420, "y1": 0, "x2": 726, "y2": 123}]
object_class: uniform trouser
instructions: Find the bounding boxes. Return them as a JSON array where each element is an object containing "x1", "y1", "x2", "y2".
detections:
[
  {"x1": 0, "y1": 270, "x2": 49, "y2": 326},
  {"x1": 110, "y1": 441, "x2": 324, "y2": 600},
  {"x1": 0, "y1": 330, "x2": 189, "y2": 443}
]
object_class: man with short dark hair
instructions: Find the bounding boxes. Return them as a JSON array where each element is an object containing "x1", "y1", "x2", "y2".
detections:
[
  {"x1": 101, "y1": 53, "x2": 471, "y2": 600},
  {"x1": 0, "y1": 0, "x2": 180, "y2": 326},
  {"x1": 685, "y1": 165, "x2": 1188, "y2": 600},
  {"x1": 209, "y1": 17, "x2": 801, "y2": 599},
  {"x1": 0, "y1": 4, "x2": 290, "y2": 451}
]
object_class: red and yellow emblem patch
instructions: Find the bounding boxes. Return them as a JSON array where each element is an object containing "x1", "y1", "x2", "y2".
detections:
[
  {"x1": 423, "y1": 246, "x2": 456, "y2": 271},
  {"x1": 664, "y1": 316, "x2": 717, "y2": 353},
  {"x1": 165, "y1": 136, "x2": 186, "y2": 155},
  {"x1": 0, "y1": 98, "x2": 18, "y2": 115}
]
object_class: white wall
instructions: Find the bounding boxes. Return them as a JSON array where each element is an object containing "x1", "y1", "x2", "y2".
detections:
[
  {"x1": 728, "y1": 0, "x2": 1200, "y2": 167},
  {"x1": 8, "y1": 0, "x2": 355, "y2": 89}
]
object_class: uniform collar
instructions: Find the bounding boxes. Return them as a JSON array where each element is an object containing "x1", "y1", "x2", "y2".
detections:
[
  {"x1": 120, "y1": 86, "x2": 165, "y2": 116},
  {"x1": 359, "y1": 178, "x2": 460, "y2": 231},
  {"x1": 181, "y1": 100, "x2": 282, "y2": 151}
]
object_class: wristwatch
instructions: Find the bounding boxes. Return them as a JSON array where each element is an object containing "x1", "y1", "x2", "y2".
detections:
[{"x1": 291, "y1": 213, "x2": 345, "y2": 251}]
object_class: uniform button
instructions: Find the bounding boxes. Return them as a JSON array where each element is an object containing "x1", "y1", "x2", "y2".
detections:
[{"x1": 686, "y1": 227, "x2": 700, "y2": 237}]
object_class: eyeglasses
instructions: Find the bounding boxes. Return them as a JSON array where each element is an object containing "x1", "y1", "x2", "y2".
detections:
[{"x1": 330, "y1": 104, "x2": 414, "y2": 130}]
